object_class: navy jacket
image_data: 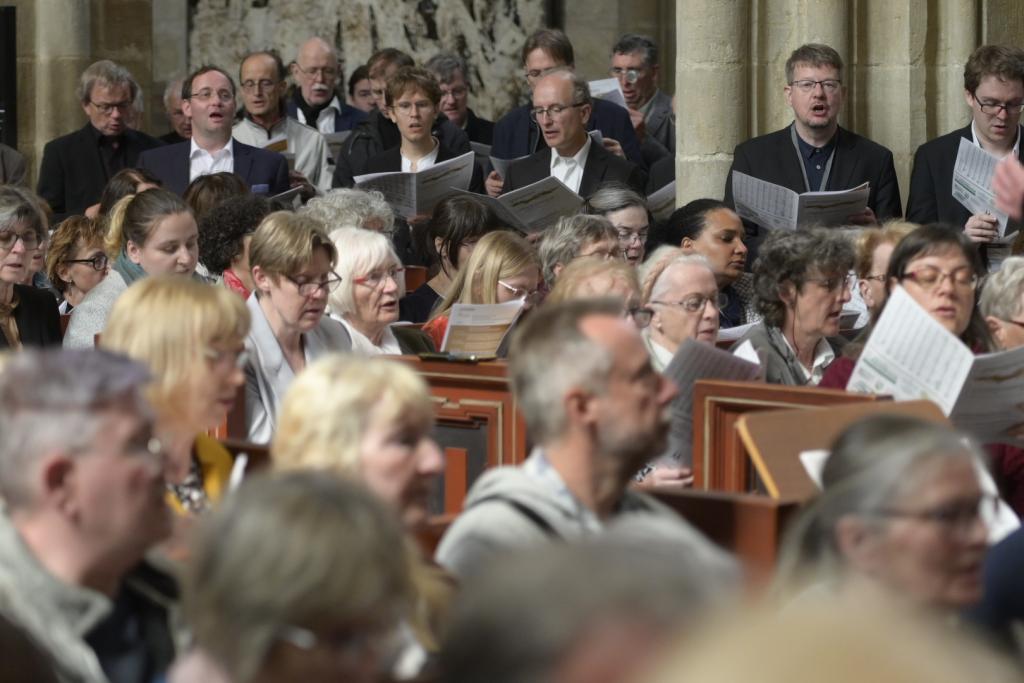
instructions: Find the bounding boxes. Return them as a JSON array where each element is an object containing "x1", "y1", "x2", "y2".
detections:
[
  {"x1": 137, "y1": 139, "x2": 290, "y2": 197},
  {"x1": 491, "y1": 99, "x2": 644, "y2": 167}
]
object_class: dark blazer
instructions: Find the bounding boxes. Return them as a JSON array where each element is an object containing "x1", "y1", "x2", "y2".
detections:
[
  {"x1": 0, "y1": 144, "x2": 26, "y2": 186},
  {"x1": 491, "y1": 99, "x2": 644, "y2": 168},
  {"x1": 502, "y1": 139, "x2": 647, "y2": 198},
  {"x1": 284, "y1": 97, "x2": 367, "y2": 133},
  {"x1": 364, "y1": 143, "x2": 485, "y2": 194},
  {"x1": 723, "y1": 124, "x2": 903, "y2": 230},
  {"x1": 906, "y1": 124, "x2": 1016, "y2": 227},
  {"x1": 36, "y1": 124, "x2": 163, "y2": 220},
  {"x1": 464, "y1": 108, "x2": 495, "y2": 145},
  {"x1": 0, "y1": 284, "x2": 62, "y2": 350},
  {"x1": 137, "y1": 139, "x2": 290, "y2": 197},
  {"x1": 646, "y1": 155, "x2": 674, "y2": 194}
]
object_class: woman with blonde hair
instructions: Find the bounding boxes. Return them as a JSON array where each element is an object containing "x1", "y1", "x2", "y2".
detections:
[
  {"x1": 45, "y1": 215, "x2": 109, "y2": 314},
  {"x1": 274, "y1": 355, "x2": 448, "y2": 675},
  {"x1": 422, "y1": 231, "x2": 540, "y2": 349},
  {"x1": 102, "y1": 275, "x2": 250, "y2": 514},
  {"x1": 64, "y1": 188, "x2": 199, "y2": 348}
]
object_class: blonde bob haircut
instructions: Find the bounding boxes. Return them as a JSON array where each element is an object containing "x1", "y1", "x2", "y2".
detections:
[
  {"x1": 328, "y1": 227, "x2": 405, "y2": 316},
  {"x1": 545, "y1": 256, "x2": 640, "y2": 306},
  {"x1": 248, "y1": 211, "x2": 337, "y2": 283},
  {"x1": 273, "y1": 354, "x2": 434, "y2": 474},
  {"x1": 853, "y1": 220, "x2": 918, "y2": 279},
  {"x1": 101, "y1": 276, "x2": 250, "y2": 425},
  {"x1": 431, "y1": 230, "x2": 539, "y2": 320}
]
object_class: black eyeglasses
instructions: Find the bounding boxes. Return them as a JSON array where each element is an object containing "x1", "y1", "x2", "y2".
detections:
[
  {"x1": 0, "y1": 229, "x2": 40, "y2": 251},
  {"x1": 529, "y1": 103, "x2": 586, "y2": 122},
  {"x1": 973, "y1": 95, "x2": 1024, "y2": 115},
  {"x1": 63, "y1": 253, "x2": 108, "y2": 271},
  {"x1": 283, "y1": 271, "x2": 343, "y2": 296}
]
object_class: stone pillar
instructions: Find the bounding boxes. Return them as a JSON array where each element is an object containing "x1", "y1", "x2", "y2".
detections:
[
  {"x1": 675, "y1": 0, "x2": 749, "y2": 204},
  {"x1": 33, "y1": 0, "x2": 91, "y2": 168},
  {"x1": 151, "y1": 0, "x2": 188, "y2": 137},
  {"x1": 930, "y1": 0, "x2": 978, "y2": 137}
]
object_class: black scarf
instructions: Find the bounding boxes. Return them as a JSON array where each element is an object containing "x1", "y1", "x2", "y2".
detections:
[{"x1": 291, "y1": 88, "x2": 332, "y2": 127}]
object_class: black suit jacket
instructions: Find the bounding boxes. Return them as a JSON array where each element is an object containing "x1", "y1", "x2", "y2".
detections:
[
  {"x1": 0, "y1": 284, "x2": 61, "y2": 350},
  {"x1": 502, "y1": 140, "x2": 647, "y2": 198},
  {"x1": 37, "y1": 124, "x2": 163, "y2": 220},
  {"x1": 906, "y1": 124, "x2": 1018, "y2": 227},
  {"x1": 137, "y1": 139, "x2": 290, "y2": 197},
  {"x1": 723, "y1": 124, "x2": 903, "y2": 230},
  {"x1": 464, "y1": 109, "x2": 494, "y2": 146}
]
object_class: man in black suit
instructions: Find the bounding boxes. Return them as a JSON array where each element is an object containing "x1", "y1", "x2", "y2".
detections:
[
  {"x1": 502, "y1": 69, "x2": 646, "y2": 199},
  {"x1": 36, "y1": 60, "x2": 163, "y2": 220},
  {"x1": 908, "y1": 45, "x2": 1024, "y2": 249},
  {"x1": 724, "y1": 44, "x2": 901, "y2": 242},
  {"x1": 137, "y1": 66, "x2": 289, "y2": 197},
  {"x1": 424, "y1": 52, "x2": 494, "y2": 145}
]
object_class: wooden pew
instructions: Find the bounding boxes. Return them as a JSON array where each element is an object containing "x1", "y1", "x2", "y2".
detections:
[
  {"x1": 736, "y1": 399, "x2": 948, "y2": 500},
  {"x1": 394, "y1": 356, "x2": 528, "y2": 515},
  {"x1": 692, "y1": 380, "x2": 886, "y2": 494}
]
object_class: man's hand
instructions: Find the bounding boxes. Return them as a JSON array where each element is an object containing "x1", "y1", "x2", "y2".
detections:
[
  {"x1": 634, "y1": 465, "x2": 694, "y2": 492},
  {"x1": 845, "y1": 207, "x2": 878, "y2": 226},
  {"x1": 964, "y1": 213, "x2": 1000, "y2": 243},
  {"x1": 995, "y1": 157, "x2": 1024, "y2": 221},
  {"x1": 485, "y1": 170, "x2": 504, "y2": 197},
  {"x1": 288, "y1": 170, "x2": 316, "y2": 201},
  {"x1": 602, "y1": 137, "x2": 625, "y2": 159}
]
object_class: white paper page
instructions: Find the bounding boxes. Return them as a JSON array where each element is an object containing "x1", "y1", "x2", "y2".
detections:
[
  {"x1": 647, "y1": 180, "x2": 676, "y2": 221},
  {"x1": 353, "y1": 171, "x2": 417, "y2": 217},
  {"x1": 488, "y1": 154, "x2": 528, "y2": 179},
  {"x1": 796, "y1": 182, "x2": 870, "y2": 228},
  {"x1": 950, "y1": 344, "x2": 1024, "y2": 441},
  {"x1": 589, "y1": 78, "x2": 628, "y2": 110},
  {"x1": 449, "y1": 189, "x2": 529, "y2": 233},
  {"x1": 799, "y1": 449, "x2": 830, "y2": 489},
  {"x1": 717, "y1": 321, "x2": 756, "y2": 343},
  {"x1": 270, "y1": 185, "x2": 304, "y2": 203},
  {"x1": 496, "y1": 176, "x2": 584, "y2": 233},
  {"x1": 952, "y1": 137, "x2": 1010, "y2": 234},
  {"x1": 731, "y1": 171, "x2": 799, "y2": 231},
  {"x1": 662, "y1": 339, "x2": 762, "y2": 467},
  {"x1": 732, "y1": 339, "x2": 761, "y2": 365},
  {"x1": 847, "y1": 286, "x2": 974, "y2": 414},
  {"x1": 440, "y1": 299, "x2": 524, "y2": 355},
  {"x1": 588, "y1": 129, "x2": 604, "y2": 146},
  {"x1": 414, "y1": 151, "x2": 475, "y2": 215}
]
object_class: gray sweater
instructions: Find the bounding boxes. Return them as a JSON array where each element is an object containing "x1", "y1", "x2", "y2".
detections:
[{"x1": 62, "y1": 270, "x2": 127, "y2": 349}]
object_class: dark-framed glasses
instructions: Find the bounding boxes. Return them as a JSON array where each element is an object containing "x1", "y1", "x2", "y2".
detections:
[
  {"x1": 900, "y1": 266, "x2": 977, "y2": 290},
  {"x1": 974, "y1": 97, "x2": 1024, "y2": 115},
  {"x1": 284, "y1": 271, "x2": 343, "y2": 296},
  {"x1": 63, "y1": 253, "x2": 108, "y2": 271},
  {"x1": 789, "y1": 79, "x2": 841, "y2": 93},
  {"x1": 89, "y1": 99, "x2": 133, "y2": 115},
  {"x1": 806, "y1": 273, "x2": 857, "y2": 293},
  {"x1": 529, "y1": 103, "x2": 585, "y2": 122},
  {"x1": 650, "y1": 292, "x2": 726, "y2": 313},
  {"x1": 0, "y1": 229, "x2": 40, "y2": 251}
]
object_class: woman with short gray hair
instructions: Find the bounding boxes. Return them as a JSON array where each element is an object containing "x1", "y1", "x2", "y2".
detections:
[
  {"x1": 175, "y1": 471, "x2": 411, "y2": 683},
  {"x1": 302, "y1": 188, "x2": 395, "y2": 235},
  {"x1": 980, "y1": 256, "x2": 1024, "y2": 350},
  {"x1": 584, "y1": 183, "x2": 650, "y2": 265},
  {"x1": 731, "y1": 228, "x2": 855, "y2": 385}
]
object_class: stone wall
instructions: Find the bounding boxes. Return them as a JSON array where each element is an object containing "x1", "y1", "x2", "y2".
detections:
[
  {"x1": 674, "y1": 0, "x2": 1024, "y2": 210},
  {"x1": 187, "y1": 0, "x2": 548, "y2": 121}
]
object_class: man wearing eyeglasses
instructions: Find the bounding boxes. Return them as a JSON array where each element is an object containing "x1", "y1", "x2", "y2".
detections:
[
  {"x1": 138, "y1": 66, "x2": 290, "y2": 197},
  {"x1": 424, "y1": 52, "x2": 494, "y2": 145},
  {"x1": 502, "y1": 69, "x2": 646, "y2": 198},
  {"x1": 285, "y1": 37, "x2": 367, "y2": 135},
  {"x1": 610, "y1": 34, "x2": 675, "y2": 156},
  {"x1": 908, "y1": 45, "x2": 1024, "y2": 257},
  {"x1": 723, "y1": 44, "x2": 902, "y2": 241},
  {"x1": 233, "y1": 50, "x2": 332, "y2": 194},
  {"x1": 37, "y1": 60, "x2": 162, "y2": 222}
]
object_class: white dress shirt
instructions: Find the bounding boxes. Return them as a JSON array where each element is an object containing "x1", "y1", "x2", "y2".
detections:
[
  {"x1": 188, "y1": 139, "x2": 234, "y2": 183},
  {"x1": 780, "y1": 334, "x2": 835, "y2": 386},
  {"x1": 401, "y1": 139, "x2": 441, "y2": 173},
  {"x1": 549, "y1": 135, "x2": 592, "y2": 194},
  {"x1": 296, "y1": 95, "x2": 343, "y2": 136}
]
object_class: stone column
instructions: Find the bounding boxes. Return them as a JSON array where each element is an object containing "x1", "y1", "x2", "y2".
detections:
[
  {"x1": 675, "y1": 0, "x2": 749, "y2": 204},
  {"x1": 930, "y1": 0, "x2": 977, "y2": 141},
  {"x1": 151, "y1": 0, "x2": 188, "y2": 136},
  {"x1": 33, "y1": 0, "x2": 91, "y2": 170}
]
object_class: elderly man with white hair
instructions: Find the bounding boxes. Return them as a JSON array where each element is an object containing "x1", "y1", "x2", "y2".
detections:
[
  {"x1": 435, "y1": 298, "x2": 734, "y2": 579},
  {"x1": 0, "y1": 348, "x2": 177, "y2": 683}
]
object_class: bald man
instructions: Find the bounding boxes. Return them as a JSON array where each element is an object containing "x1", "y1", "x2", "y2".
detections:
[{"x1": 286, "y1": 37, "x2": 366, "y2": 134}]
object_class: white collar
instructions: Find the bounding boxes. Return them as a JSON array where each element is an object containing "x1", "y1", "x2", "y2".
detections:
[
  {"x1": 550, "y1": 134, "x2": 592, "y2": 168},
  {"x1": 334, "y1": 315, "x2": 402, "y2": 355},
  {"x1": 780, "y1": 333, "x2": 835, "y2": 384},
  {"x1": 189, "y1": 137, "x2": 233, "y2": 159},
  {"x1": 970, "y1": 120, "x2": 1021, "y2": 159}
]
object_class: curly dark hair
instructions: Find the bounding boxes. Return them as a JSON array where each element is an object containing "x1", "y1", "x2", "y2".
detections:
[
  {"x1": 753, "y1": 227, "x2": 855, "y2": 328},
  {"x1": 198, "y1": 195, "x2": 272, "y2": 275}
]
